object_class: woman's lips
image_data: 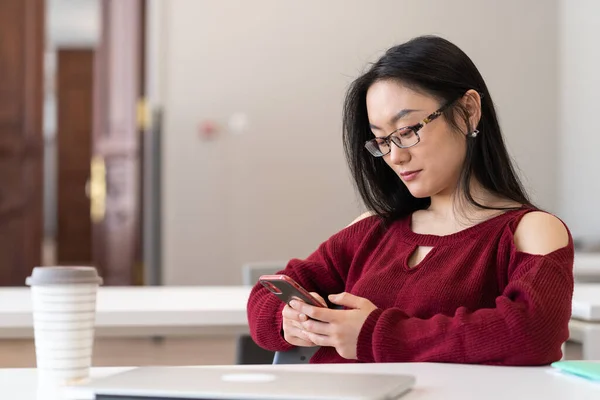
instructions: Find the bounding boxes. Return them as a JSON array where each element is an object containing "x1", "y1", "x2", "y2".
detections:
[{"x1": 400, "y1": 170, "x2": 422, "y2": 182}]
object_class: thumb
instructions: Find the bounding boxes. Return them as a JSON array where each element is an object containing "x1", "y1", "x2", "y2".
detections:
[
  {"x1": 309, "y1": 292, "x2": 327, "y2": 307},
  {"x1": 328, "y1": 292, "x2": 363, "y2": 309}
]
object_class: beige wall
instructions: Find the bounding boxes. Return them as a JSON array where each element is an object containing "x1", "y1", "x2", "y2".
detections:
[
  {"x1": 558, "y1": 0, "x2": 600, "y2": 242},
  {"x1": 160, "y1": 0, "x2": 559, "y2": 285}
]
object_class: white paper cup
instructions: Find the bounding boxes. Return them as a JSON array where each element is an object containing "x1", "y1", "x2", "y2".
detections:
[{"x1": 26, "y1": 267, "x2": 103, "y2": 387}]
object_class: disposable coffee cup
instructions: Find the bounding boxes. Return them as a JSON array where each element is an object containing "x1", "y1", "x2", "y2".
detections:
[{"x1": 25, "y1": 266, "x2": 103, "y2": 386}]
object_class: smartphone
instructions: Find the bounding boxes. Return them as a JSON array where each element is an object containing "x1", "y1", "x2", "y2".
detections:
[{"x1": 258, "y1": 274, "x2": 325, "y2": 307}]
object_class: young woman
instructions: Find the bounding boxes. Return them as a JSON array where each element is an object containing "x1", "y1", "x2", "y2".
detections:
[{"x1": 247, "y1": 35, "x2": 573, "y2": 365}]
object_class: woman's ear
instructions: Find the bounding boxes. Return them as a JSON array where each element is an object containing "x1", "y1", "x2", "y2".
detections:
[{"x1": 461, "y1": 89, "x2": 482, "y2": 134}]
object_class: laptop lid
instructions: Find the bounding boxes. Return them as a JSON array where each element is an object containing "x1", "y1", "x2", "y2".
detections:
[{"x1": 70, "y1": 366, "x2": 415, "y2": 400}]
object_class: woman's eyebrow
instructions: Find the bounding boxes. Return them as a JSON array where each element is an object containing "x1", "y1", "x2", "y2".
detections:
[{"x1": 369, "y1": 108, "x2": 420, "y2": 130}]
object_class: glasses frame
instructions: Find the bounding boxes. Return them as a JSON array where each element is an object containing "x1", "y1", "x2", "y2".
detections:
[{"x1": 364, "y1": 102, "x2": 452, "y2": 157}]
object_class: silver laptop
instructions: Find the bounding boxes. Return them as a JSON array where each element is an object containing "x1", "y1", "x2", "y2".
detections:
[{"x1": 70, "y1": 366, "x2": 415, "y2": 400}]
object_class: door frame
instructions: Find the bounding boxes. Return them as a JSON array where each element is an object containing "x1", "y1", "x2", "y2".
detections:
[{"x1": 0, "y1": 0, "x2": 45, "y2": 285}]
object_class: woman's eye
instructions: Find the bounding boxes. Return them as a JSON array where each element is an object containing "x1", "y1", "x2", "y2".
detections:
[{"x1": 399, "y1": 129, "x2": 414, "y2": 138}]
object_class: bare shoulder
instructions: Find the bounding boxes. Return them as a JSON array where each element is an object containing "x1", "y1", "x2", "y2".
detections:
[
  {"x1": 513, "y1": 211, "x2": 570, "y2": 255},
  {"x1": 347, "y1": 211, "x2": 375, "y2": 227}
]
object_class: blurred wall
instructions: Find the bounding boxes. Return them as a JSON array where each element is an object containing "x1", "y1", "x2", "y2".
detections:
[
  {"x1": 158, "y1": 0, "x2": 560, "y2": 285},
  {"x1": 558, "y1": 0, "x2": 600, "y2": 243}
]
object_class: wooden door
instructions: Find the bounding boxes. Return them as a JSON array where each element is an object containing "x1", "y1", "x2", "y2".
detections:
[
  {"x1": 56, "y1": 49, "x2": 94, "y2": 265},
  {"x1": 92, "y1": 0, "x2": 143, "y2": 285},
  {"x1": 0, "y1": 0, "x2": 44, "y2": 286}
]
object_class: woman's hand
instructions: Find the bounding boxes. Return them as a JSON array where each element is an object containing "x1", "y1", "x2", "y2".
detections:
[
  {"x1": 281, "y1": 292, "x2": 327, "y2": 347},
  {"x1": 289, "y1": 292, "x2": 377, "y2": 360}
]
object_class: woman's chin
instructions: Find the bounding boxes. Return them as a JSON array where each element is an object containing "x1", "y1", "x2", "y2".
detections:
[{"x1": 406, "y1": 184, "x2": 432, "y2": 199}]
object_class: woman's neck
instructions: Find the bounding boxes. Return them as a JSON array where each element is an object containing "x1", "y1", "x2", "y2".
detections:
[{"x1": 425, "y1": 180, "x2": 520, "y2": 226}]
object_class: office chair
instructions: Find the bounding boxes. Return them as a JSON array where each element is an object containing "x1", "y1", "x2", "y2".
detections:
[
  {"x1": 273, "y1": 346, "x2": 319, "y2": 364},
  {"x1": 235, "y1": 261, "x2": 287, "y2": 365}
]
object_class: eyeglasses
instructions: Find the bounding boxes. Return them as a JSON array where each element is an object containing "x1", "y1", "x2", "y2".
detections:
[{"x1": 364, "y1": 103, "x2": 451, "y2": 157}]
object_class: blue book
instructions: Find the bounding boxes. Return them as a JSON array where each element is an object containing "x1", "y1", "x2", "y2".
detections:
[{"x1": 552, "y1": 361, "x2": 600, "y2": 381}]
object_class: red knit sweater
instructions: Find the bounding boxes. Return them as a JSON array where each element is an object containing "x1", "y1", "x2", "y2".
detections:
[{"x1": 247, "y1": 207, "x2": 574, "y2": 365}]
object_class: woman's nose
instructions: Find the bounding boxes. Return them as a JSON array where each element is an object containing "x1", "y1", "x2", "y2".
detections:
[{"x1": 388, "y1": 142, "x2": 409, "y2": 165}]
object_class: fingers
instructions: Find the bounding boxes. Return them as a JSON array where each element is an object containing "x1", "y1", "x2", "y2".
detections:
[
  {"x1": 282, "y1": 303, "x2": 308, "y2": 323},
  {"x1": 309, "y1": 292, "x2": 327, "y2": 307},
  {"x1": 290, "y1": 300, "x2": 335, "y2": 322},
  {"x1": 281, "y1": 295, "x2": 339, "y2": 348},
  {"x1": 328, "y1": 292, "x2": 363, "y2": 309},
  {"x1": 301, "y1": 317, "x2": 330, "y2": 336},
  {"x1": 303, "y1": 331, "x2": 330, "y2": 347},
  {"x1": 288, "y1": 337, "x2": 317, "y2": 347},
  {"x1": 282, "y1": 317, "x2": 316, "y2": 347},
  {"x1": 282, "y1": 304, "x2": 315, "y2": 347}
]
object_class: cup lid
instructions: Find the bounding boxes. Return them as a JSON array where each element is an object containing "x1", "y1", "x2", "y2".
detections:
[{"x1": 25, "y1": 266, "x2": 103, "y2": 286}]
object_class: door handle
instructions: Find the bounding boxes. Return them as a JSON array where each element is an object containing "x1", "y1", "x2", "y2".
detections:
[{"x1": 90, "y1": 155, "x2": 106, "y2": 223}]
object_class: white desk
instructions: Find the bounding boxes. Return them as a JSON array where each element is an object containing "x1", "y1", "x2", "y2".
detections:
[
  {"x1": 574, "y1": 252, "x2": 600, "y2": 282},
  {"x1": 2, "y1": 363, "x2": 600, "y2": 400},
  {"x1": 571, "y1": 284, "x2": 600, "y2": 321},
  {"x1": 0, "y1": 284, "x2": 599, "y2": 359},
  {"x1": 0, "y1": 286, "x2": 251, "y2": 338},
  {"x1": 569, "y1": 284, "x2": 600, "y2": 359}
]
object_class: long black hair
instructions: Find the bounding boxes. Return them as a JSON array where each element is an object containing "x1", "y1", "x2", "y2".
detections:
[{"x1": 343, "y1": 35, "x2": 532, "y2": 222}]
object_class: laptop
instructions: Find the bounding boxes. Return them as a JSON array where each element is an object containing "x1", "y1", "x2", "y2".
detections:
[{"x1": 68, "y1": 366, "x2": 415, "y2": 400}]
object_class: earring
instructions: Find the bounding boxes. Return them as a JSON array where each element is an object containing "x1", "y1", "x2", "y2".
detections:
[{"x1": 470, "y1": 129, "x2": 479, "y2": 138}]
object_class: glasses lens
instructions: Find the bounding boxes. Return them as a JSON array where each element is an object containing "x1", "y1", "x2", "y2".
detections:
[
  {"x1": 365, "y1": 138, "x2": 388, "y2": 157},
  {"x1": 390, "y1": 128, "x2": 418, "y2": 148}
]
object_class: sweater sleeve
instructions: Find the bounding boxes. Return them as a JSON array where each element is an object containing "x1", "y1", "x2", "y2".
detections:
[
  {"x1": 356, "y1": 247, "x2": 574, "y2": 365},
  {"x1": 247, "y1": 217, "x2": 378, "y2": 352}
]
